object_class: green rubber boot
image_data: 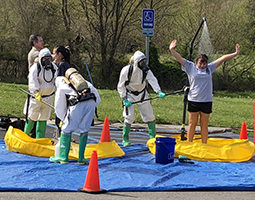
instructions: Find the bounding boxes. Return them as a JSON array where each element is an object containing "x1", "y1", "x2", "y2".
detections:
[
  {"x1": 24, "y1": 120, "x2": 35, "y2": 136},
  {"x1": 36, "y1": 121, "x2": 46, "y2": 138},
  {"x1": 49, "y1": 134, "x2": 71, "y2": 164},
  {"x1": 122, "y1": 125, "x2": 131, "y2": 147},
  {"x1": 78, "y1": 135, "x2": 89, "y2": 165},
  {"x1": 148, "y1": 122, "x2": 156, "y2": 139}
]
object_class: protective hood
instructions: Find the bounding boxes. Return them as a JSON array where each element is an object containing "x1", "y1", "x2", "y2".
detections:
[
  {"x1": 39, "y1": 48, "x2": 52, "y2": 66},
  {"x1": 133, "y1": 50, "x2": 146, "y2": 66},
  {"x1": 39, "y1": 48, "x2": 52, "y2": 59}
]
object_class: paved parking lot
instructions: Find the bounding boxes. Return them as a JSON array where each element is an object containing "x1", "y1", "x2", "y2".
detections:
[{"x1": 0, "y1": 120, "x2": 254, "y2": 199}]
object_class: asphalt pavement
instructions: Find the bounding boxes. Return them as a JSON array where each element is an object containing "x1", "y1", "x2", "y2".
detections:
[
  {"x1": 0, "y1": 191, "x2": 255, "y2": 200},
  {"x1": 0, "y1": 120, "x2": 254, "y2": 199}
]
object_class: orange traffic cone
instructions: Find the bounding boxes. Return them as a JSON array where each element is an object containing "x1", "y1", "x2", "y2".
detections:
[
  {"x1": 100, "y1": 117, "x2": 111, "y2": 143},
  {"x1": 78, "y1": 151, "x2": 107, "y2": 193},
  {"x1": 239, "y1": 122, "x2": 248, "y2": 139}
]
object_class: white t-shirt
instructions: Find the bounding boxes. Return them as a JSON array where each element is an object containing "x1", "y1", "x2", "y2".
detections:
[{"x1": 182, "y1": 59, "x2": 216, "y2": 102}]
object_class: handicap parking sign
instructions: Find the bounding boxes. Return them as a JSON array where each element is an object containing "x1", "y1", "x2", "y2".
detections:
[{"x1": 142, "y1": 9, "x2": 154, "y2": 29}]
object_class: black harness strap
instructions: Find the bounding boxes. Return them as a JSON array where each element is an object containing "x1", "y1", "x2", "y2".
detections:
[
  {"x1": 68, "y1": 89, "x2": 96, "y2": 106},
  {"x1": 37, "y1": 62, "x2": 56, "y2": 83},
  {"x1": 125, "y1": 63, "x2": 148, "y2": 86},
  {"x1": 31, "y1": 91, "x2": 55, "y2": 99},
  {"x1": 142, "y1": 70, "x2": 148, "y2": 84},
  {"x1": 37, "y1": 62, "x2": 41, "y2": 77},
  {"x1": 125, "y1": 63, "x2": 133, "y2": 87},
  {"x1": 124, "y1": 63, "x2": 149, "y2": 115},
  {"x1": 25, "y1": 94, "x2": 30, "y2": 122}
]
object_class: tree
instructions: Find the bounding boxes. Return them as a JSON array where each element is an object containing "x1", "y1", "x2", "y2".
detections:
[
  {"x1": 1, "y1": 0, "x2": 255, "y2": 92},
  {"x1": 0, "y1": 0, "x2": 80, "y2": 80},
  {"x1": 78, "y1": 0, "x2": 146, "y2": 85}
]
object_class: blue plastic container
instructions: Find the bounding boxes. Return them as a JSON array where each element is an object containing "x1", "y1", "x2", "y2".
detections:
[{"x1": 155, "y1": 137, "x2": 176, "y2": 164}]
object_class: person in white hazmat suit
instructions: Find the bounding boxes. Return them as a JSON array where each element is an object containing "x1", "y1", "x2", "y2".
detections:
[
  {"x1": 117, "y1": 50, "x2": 166, "y2": 147},
  {"x1": 49, "y1": 68, "x2": 101, "y2": 165},
  {"x1": 23, "y1": 48, "x2": 58, "y2": 138}
]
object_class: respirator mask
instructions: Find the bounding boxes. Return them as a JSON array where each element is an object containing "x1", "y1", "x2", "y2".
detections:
[
  {"x1": 138, "y1": 59, "x2": 149, "y2": 72},
  {"x1": 42, "y1": 58, "x2": 53, "y2": 70},
  {"x1": 41, "y1": 57, "x2": 55, "y2": 83}
]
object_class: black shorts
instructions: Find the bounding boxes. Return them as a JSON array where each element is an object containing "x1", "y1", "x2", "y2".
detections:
[{"x1": 188, "y1": 101, "x2": 212, "y2": 114}]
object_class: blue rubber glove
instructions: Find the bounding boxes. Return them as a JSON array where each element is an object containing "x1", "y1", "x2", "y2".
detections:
[
  {"x1": 178, "y1": 155, "x2": 194, "y2": 164},
  {"x1": 158, "y1": 91, "x2": 166, "y2": 99},
  {"x1": 123, "y1": 99, "x2": 133, "y2": 107}
]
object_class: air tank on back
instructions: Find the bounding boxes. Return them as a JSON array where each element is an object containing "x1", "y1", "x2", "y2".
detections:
[{"x1": 65, "y1": 68, "x2": 88, "y2": 93}]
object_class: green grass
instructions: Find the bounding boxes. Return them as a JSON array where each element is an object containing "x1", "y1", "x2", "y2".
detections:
[{"x1": 1, "y1": 82, "x2": 254, "y2": 136}]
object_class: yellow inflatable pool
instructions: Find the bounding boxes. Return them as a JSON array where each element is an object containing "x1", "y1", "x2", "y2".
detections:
[
  {"x1": 4, "y1": 126, "x2": 125, "y2": 160},
  {"x1": 147, "y1": 135, "x2": 255, "y2": 162}
]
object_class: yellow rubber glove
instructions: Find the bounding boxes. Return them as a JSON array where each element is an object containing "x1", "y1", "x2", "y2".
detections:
[
  {"x1": 35, "y1": 92, "x2": 42, "y2": 102},
  {"x1": 59, "y1": 121, "x2": 63, "y2": 128}
]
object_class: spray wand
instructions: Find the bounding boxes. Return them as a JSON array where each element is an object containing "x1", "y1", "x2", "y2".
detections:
[
  {"x1": 20, "y1": 88, "x2": 54, "y2": 109},
  {"x1": 131, "y1": 88, "x2": 184, "y2": 105}
]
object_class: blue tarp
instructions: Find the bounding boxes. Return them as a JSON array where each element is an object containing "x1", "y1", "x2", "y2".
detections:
[{"x1": 1, "y1": 140, "x2": 255, "y2": 192}]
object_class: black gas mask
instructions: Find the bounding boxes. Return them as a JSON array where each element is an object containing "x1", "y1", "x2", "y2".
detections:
[
  {"x1": 138, "y1": 60, "x2": 149, "y2": 72},
  {"x1": 42, "y1": 58, "x2": 53, "y2": 70},
  {"x1": 41, "y1": 57, "x2": 55, "y2": 83},
  {"x1": 138, "y1": 59, "x2": 149, "y2": 84}
]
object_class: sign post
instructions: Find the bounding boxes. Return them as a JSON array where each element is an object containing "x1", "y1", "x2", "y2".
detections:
[{"x1": 142, "y1": 9, "x2": 154, "y2": 65}]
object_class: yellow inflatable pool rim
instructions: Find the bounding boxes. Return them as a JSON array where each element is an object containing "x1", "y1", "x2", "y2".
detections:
[
  {"x1": 4, "y1": 126, "x2": 125, "y2": 160},
  {"x1": 147, "y1": 134, "x2": 255, "y2": 162}
]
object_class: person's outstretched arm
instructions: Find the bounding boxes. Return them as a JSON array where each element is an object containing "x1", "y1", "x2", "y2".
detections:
[
  {"x1": 215, "y1": 44, "x2": 240, "y2": 68},
  {"x1": 169, "y1": 40, "x2": 185, "y2": 66}
]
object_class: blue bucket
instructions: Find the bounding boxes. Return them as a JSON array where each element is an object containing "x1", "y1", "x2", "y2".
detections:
[{"x1": 155, "y1": 137, "x2": 176, "y2": 164}]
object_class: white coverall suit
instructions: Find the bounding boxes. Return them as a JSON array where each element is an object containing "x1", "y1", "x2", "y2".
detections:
[
  {"x1": 49, "y1": 76, "x2": 101, "y2": 165},
  {"x1": 117, "y1": 50, "x2": 163, "y2": 146},
  {"x1": 23, "y1": 48, "x2": 58, "y2": 138},
  {"x1": 54, "y1": 76, "x2": 101, "y2": 136},
  {"x1": 117, "y1": 50, "x2": 161, "y2": 124}
]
